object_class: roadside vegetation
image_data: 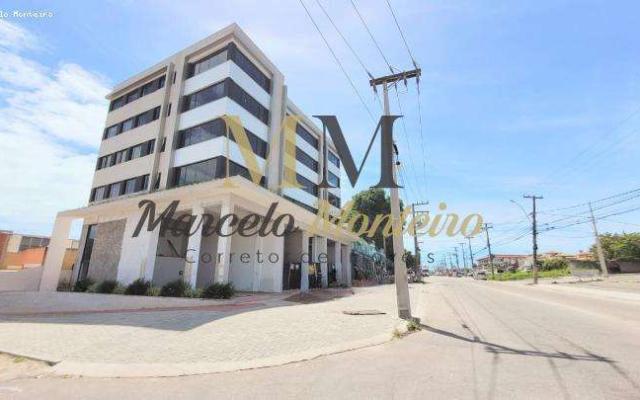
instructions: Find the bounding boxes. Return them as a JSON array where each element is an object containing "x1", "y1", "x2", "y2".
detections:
[
  {"x1": 488, "y1": 257, "x2": 571, "y2": 281},
  {"x1": 66, "y1": 277, "x2": 235, "y2": 299}
]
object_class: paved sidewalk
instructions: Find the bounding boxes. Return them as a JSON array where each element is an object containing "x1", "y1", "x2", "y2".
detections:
[{"x1": 0, "y1": 285, "x2": 419, "y2": 377}]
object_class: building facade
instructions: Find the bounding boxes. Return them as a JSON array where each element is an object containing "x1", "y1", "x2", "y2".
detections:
[{"x1": 40, "y1": 24, "x2": 357, "y2": 293}]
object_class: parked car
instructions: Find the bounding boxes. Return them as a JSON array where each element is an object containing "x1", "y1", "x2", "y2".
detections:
[{"x1": 474, "y1": 271, "x2": 487, "y2": 280}]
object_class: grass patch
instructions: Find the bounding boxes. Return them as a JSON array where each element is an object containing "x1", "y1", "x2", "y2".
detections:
[{"x1": 488, "y1": 268, "x2": 571, "y2": 281}]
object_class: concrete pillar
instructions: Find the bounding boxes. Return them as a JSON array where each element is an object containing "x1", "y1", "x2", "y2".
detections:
[
  {"x1": 334, "y1": 241, "x2": 343, "y2": 284},
  {"x1": 300, "y1": 230, "x2": 310, "y2": 292},
  {"x1": 40, "y1": 214, "x2": 73, "y2": 291},
  {"x1": 252, "y1": 235, "x2": 264, "y2": 292},
  {"x1": 215, "y1": 199, "x2": 234, "y2": 284},
  {"x1": 316, "y1": 236, "x2": 328, "y2": 288},
  {"x1": 185, "y1": 204, "x2": 204, "y2": 287},
  {"x1": 342, "y1": 243, "x2": 352, "y2": 286}
]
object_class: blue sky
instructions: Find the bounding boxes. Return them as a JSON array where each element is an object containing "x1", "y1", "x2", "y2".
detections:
[{"x1": 0, "y1": 0, "x2": 638, "y2": 264}]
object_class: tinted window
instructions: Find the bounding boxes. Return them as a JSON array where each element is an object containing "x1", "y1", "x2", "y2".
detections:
[
  {"x1": 190, "y1": 49, "x2": 228, "y2": 77},
  {"x1": 182, "y1": 81, "x2": 226, "y2": 111},
  {"x1": 174, "y1": 158, "x2": 220, "y2": 187},
  {"x1": 296, "y1": 148, "x2": 318, "y2": 172},
  {"x1": 297, "y1": 173, "x2": 318, "y2": 196},
  {"x1": 228, "y1": 80, "x2": 269, "y2": 124},
  {"x1": 328, "y1": 151, "x2": 340, "y2": 168},
  {"x1": 178, "y1": 118, "x2": 267, "y2": 158},
  {"x1": 228, "y1": 43, "x2": 271, "y2": 93},
  {"x1": 109, "y1": 75, "x2": 166, "y2": 111},
  {"x1": 328, "y1": 192, "x2": 341, "y2": 208},
  {"x1": 296, "y1": 124, "x2": 318, "y2": 149},
  {"x1": 328, "y1": 171, "x2": 340, "y2": 187}
]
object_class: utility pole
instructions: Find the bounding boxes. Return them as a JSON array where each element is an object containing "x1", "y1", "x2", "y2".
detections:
[
  {"x1": 466, "y1": 236, "x2": 475, "y2": 269},
  {"x1": 589, "y1": 202, "x2": 609, "y2": 278},
  {"x1": 483, "y1": 223, "x2": 495, "y2": 278},
  {"x1": 459, "y1": 242, "x2": 468, "y2": 270},
  {"x1": 453, "y1": 247, "x2": 460, "y2": 269},
  {"x1": 370, "y1": 69, "x2": 421, "y2": 320},
  {"x1": 524, "y1": 195, "x2": 543, "y2": 284}
]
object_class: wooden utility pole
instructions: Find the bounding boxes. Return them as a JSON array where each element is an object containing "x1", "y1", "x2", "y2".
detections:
[
  {"x1": 589, "y1": 202, "x2": 609, "y2": 278},
  {"x1": 524, "y1": 195, "x2": 543, "y2": 284},
  {"x1": 370, "y1": 68, "x2": 421, "y2": 320},
  {"x1": 483, "y1": 223, "x2": 495, "y2": 278}
]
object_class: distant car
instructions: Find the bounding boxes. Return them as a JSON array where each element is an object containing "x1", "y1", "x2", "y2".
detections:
[{"x1": 474, "y1": 271, "x2": 487, "y2": 280}]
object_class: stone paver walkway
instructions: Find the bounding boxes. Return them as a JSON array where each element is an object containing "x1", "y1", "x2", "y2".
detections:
[{"x1": 0, "y1": 285, "x2": 422, "y2": 377}]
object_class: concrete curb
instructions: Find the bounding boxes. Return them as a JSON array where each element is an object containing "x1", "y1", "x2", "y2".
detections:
[{"x1": 48, "y1": 322, "x2": 407, "y2": 378}]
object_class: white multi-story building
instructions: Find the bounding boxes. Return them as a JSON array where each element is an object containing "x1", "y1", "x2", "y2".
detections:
[{"x1": 40, "y1": 24, "x2": 357, "y2": 293}]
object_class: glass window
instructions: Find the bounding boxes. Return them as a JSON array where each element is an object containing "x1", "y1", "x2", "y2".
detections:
[
  {"x1": 130, "y1": 144, "x2": 143, "y2": 160},
  {"x1": 227, "y1": 80, "x2": 269, "y2": 124},
  {"x1": 138, "y1": 175, "x2": 149, "y2": 191},
  {"x1": 173, "y1": 158, "x2": 220, "y2": 187},
  {"x1": 190, "y1": 49, "x2": 228, "y2": 77},
  {"x1": 107, "y1": 154, "x2": 117, "y2": 167},
  {"x1": 123, "y1": 178, "x2": 137, "y2": 194},
  {"x1": 141, "y1": 80, "x2": 157, "y2": 96},
  {"x1": 93, "y1": 186, "x2": 107, "y2": 201},
  {"x1": 104, "y1": 125, "x2": 119, "y2": 139},
  {"x1": 109, "y1": 182, "x2": 122, "y2": 198},
  {"x1": 182, "y1": 81, "x2": 226, "y2": 111},
  {"x1": 328, "y1": 171, "x2": 340, "y2": 187},
  {"x1": 126, "y1": 89, "x2": 141, "y2": 103},
  {"x1": 228, "y1": 43, "x2": 271, "y2": 93},
  {"x1": 178, "y1": 119, "x2": 225, "y2": 148},
  {"x1": 296, "y1": 124, "x2": 318, "y2": 149},
  {"x1": 297, "y1": 173, "x2": 318, "y2": 196},
  {"x1": 296, "y1": 148, "x2": 318, "y2": 172},
  {"x1": 328, "y1": 151, "x2": 340, "y2": 168},
  {"x1": 328, "y1": 192, "x2": 341, "y2": 208},
  {"x1": 136, "y1": 109, "x2": 154, "y2": 126},
  {"x1": 110, "y1": 96, "x2": 125, "y2": 111},
  {"x1": 121, "y1": 118, "x2": 135, "y2": 132}
]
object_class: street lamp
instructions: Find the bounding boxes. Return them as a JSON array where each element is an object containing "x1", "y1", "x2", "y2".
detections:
[{"x1": 510, "y1": 199, "x2": 532, "y2": 223}]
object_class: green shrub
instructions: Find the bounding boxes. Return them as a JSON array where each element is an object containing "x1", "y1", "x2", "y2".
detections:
[
  {"x1": 95, "y1": 280, "x2": 118, "y2": 294},
  {"x1": 201, "y1": 282, "x2": 235, "y2": 299},
  {"x1": 73, "y1": 278, "x2": 94, "y2": 292},
  {"x1": 125, "y1": 278, "x2": 151, "y2": 296},
  {"x1": 148, "y1": 286, "x2": 161, "y2": 296},
  {"x1": 160, "y1": 279, "x2": 191, "y2": 297},
  {"x1": 113, "y1": 284, "x2": 126, "y2": 295},
  {"x1": 541, "y1": 258, "x2": 569, "y2": 271}
]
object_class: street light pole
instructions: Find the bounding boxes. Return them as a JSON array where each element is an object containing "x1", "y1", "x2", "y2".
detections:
[{"x1": 589, "y1": 202, "x2": 609, "y2": 278}]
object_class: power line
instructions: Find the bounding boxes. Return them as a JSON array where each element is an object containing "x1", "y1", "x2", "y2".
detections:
[
  {"x1": 297, "y1": 0, "x2": 375, "y2": 120},
  {"x1": 314, "y1": 0, "x2": 374, "y2": 80},
  {"x1": 384, "y1": 0, "x2": 418, "y2": 67},
  {"x1": 349, "y1": 0, "x2": 394, "y2": 73},
  {"x1": 539, "y1": 187, "x2": 640, "y2": 214}
]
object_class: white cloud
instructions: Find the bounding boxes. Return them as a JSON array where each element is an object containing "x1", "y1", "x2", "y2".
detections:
[{"x1": 0, "y1": 20, "x2": 110, "y2": 235}]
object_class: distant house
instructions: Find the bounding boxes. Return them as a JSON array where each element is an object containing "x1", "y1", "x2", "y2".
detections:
[{"x1": 476, "y1": 254, "x2": 531, "y2": 272}]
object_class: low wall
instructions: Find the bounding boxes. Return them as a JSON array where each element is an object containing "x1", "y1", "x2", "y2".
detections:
[{"x1": 0, "y1": 266, "x2": 43, "y2": 291}]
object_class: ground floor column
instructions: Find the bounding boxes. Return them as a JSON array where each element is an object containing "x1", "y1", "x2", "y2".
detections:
[
  {"x1": 185, "y1": 204, "x2": 204, "y2": 287},
  {"x1": 317, "y1": 236, "x2": 328, "y2": 288},
  {"x1": 334, "y1": 241, "x2": 343, "y2": 285},
  {"x1": 215, "y1": 198, "x2": 234, "y2": 284},
  {"x1": 40, "y1": 214, "x2": 73, "y2": 291},
  {"x1": 300, "y1": 231, "x2": 310, "y2": 292},
  {"x1": 341, "y1": 243, "x2": 352, "y2": 286}
]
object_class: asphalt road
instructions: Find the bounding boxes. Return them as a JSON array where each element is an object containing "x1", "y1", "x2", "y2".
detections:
[{"x1": 2, "y1": 277, "x2": 640, "y2": 400}]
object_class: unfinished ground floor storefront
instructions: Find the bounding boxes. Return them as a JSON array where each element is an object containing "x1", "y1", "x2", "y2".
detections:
[{"x1": 40, "y1": 178, "x2": 356, "y2": 293}]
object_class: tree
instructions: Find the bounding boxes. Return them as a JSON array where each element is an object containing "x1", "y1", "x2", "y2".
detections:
[
  {"x1": 349, "y1": 188, "x2": 404, "y2": 262},
  {"x1": 592, "y1": 233, "x2": 640, "y2": 262}
]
